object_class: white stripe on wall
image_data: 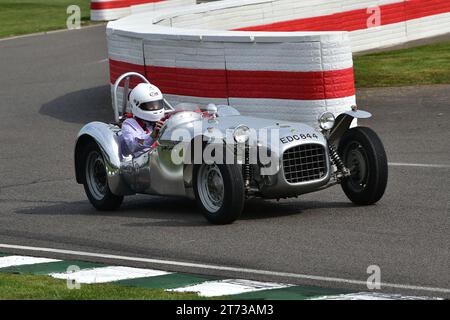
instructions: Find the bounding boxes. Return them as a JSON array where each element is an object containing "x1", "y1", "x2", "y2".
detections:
[
  {"x1": 0, "y1": 256, "x2": 61, "y2": 269},
  {"x1": 169, "y1": 279, "x2": 292, "y2": 297},
  {"x1": 50, "y1": 266, "x2": 171, "y2": 284}
]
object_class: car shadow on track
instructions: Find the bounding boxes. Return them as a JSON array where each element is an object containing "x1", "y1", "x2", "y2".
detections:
[
  {"x1": 241, "y1": 199, "x2": 354, "y2": 221},
  {"x1": 39, "y1": 85, "x2": 114, "y2": 124},
  {"x1": 15, "y1": 196, "x2": 206, "y2": 227},
  {"x1": 15, "y1": 195, "x2": 353, "y2": 227}
]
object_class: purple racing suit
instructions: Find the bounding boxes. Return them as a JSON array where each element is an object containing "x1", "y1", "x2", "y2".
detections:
[{"x1": 120, "y1": 117, "x2": 155, "y2": 156}]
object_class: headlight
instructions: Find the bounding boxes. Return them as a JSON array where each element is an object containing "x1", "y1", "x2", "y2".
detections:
[
  {"x1": 233, "y1": 125, "x2": 250, "y2": 144},
  {"x1": 318, "y1": 112, "x2": 335, "y2": 130}
]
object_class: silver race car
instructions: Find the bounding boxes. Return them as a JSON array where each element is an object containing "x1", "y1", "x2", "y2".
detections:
[{"x1": 75, "y1": 72, "x2": 388, "y2": 224}]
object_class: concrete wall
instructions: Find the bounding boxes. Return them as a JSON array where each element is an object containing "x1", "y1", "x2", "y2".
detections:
[
  {"x1": 106, "y1": 0, "x2": 450, "y2": 126},
  {"x1": 235, "y1": 0, "x2": 450, "y2": 52},
  {"x1": 100, "y1": 0, "x2": 450, "y2": 50},
  {"x1": 90, "y1": 0, "x2": 196, "y2": 21}
]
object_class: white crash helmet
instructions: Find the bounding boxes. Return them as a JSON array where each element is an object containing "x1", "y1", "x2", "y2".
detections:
[{"x1": 129, "y1": 83, "x2": 165, "y2": 122}]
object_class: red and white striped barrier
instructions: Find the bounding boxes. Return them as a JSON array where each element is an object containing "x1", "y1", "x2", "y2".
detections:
[
  {"x1": 106, "y1": 0, "x2": 450, "y2": 125},
  {"x1": 234, "y1": 0, "x2": 450, "y2": 52},
  {"x1": 90, "y1": 0, "x2": 195, "y2": 21}
]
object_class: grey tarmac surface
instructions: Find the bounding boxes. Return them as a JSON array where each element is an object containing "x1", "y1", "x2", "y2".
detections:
[{"x1": 0, "y1": 25, "x2": 448, "y2": 298}]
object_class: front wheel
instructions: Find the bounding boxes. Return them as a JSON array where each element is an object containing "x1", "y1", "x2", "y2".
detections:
[
  {"x1": 81, "y1": 141, "x2": 123, "y2": 211},
  {"x1": 338, "y1": 127, "x2": 388, "y2": 205},
  {"x1": 193, "y1": 163, "x2": 245, "y2": 224}
]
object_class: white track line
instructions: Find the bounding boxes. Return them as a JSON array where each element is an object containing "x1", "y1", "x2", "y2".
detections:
[
  {"x1": 50, "y1": 266, "x2": 170, "y2": 284},
  {"x1": 85, "y1": 58, "x2": 109, "y2": 66},
  {"x1": 1, "y1": 244, "x2": 449, "y2": 295},
  {"x1": 0, "y1": 255, "x2": 60, "y2": 268},
  {"x1": 389, "y1": 162, "x2": 450, "y2": 169},
  {"x1": 0, "y1": 24, "x2": 106, "y2": 42},
  {"x1": 170, "y1": 279, "x2": 292, "y2": 297}
]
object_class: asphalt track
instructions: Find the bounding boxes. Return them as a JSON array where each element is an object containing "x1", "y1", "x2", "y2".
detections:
[{"x1": 0, "y1": 25, "x2": 448, "y2": 298}]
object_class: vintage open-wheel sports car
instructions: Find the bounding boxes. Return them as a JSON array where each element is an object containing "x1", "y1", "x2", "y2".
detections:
[{"x1": 75, "y1": 72, "x2": 388, "y2": 224}]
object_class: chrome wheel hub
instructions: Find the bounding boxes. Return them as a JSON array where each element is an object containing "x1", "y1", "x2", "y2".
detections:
[
  {"x1": 345, "y1": 142, "x2": 369, "y2": 192},
  {"x1": 86, "y1": 151, "x2": 107, "y2": 200},
  {"x1": 197, "y1": 164, "x2": 224, "y2": 213}
]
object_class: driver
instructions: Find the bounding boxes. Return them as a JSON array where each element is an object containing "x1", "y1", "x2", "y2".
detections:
[{"x1": 121, "y1": 83, "x2": 166, "y2": 156}]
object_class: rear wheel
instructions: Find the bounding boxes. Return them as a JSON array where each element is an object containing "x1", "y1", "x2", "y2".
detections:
[
  {"x1": 193, "y1": 163, "x2": 245, "y2": 224},
  {"x1": 82, "y1": 141, "x2": 123, "y2": 210},
  {"x1": 338, "y1": 127, "x2": 388, "y2": 205}
]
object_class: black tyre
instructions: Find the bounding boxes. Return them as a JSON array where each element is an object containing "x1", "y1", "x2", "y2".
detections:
[
  {"x1": 81, "y1": 141, "x2": 123, "y2": 210},
  {"x1": 338, "y1": 127, "x2": 388, "y2": 205},
  {"x1": 193, "y1": 163, "x2": 245, "y2": 224}
]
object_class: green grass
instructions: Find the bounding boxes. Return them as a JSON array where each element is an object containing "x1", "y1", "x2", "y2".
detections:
[
  {"x1": 0, "y1": 0, "x2": 92, "y2": 38},
  {"x1": 354, "y1": 41, "x2": 450, "y2": 88},
  {"x1": 0, "y1": 273, "x2": 207, "y2": 300}
]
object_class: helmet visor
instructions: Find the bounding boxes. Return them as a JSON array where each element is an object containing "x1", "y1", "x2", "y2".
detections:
[{"x1": 139, "y1": 100, "x2": 164, "y2": 111}]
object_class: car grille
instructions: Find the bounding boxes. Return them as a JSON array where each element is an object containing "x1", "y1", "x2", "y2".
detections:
[{"x1": 283, "y1": 144, "x2": 327, "y2": 183}]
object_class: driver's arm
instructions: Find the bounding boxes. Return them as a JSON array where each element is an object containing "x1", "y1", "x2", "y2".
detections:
[
  {"x1": 155, "y1": 120, "x2": 165, "y2": 131},
  {"x1": 151, "y1": 119, "x2": 166, "y2": 139},
  {"x1": 122, "y1": 120, "x2": 154, "y2": 154}
]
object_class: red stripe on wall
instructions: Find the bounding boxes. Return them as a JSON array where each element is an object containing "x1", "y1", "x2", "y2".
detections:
[
  {"x1": 146, "y1": 66, "x2": 229, "y2": 98},
  {"x1": 91, "y1": 0, "x2": 164, "y2": 10},
  {"x1": 109, "y1": 59, "x2": 355, "y2": 100},
  {"x1": 235, "y1": 0, "x2": 450, "y2": 32},
  {"x1": 109, "y1": 59, "x2": 146, "y2": 88},
  {"x1": 226, "y1": 69, "x2": 355, "y2": 100}
]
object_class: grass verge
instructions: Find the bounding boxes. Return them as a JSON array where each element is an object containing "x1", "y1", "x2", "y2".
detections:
[
  {"x1": 0, "y1": 273, "x2": 206, "y2": 300},
  {"x1": 0, "y1": 0, "x2": 93, "y2": 38},
  {"x1": 354, "y1": 41, "x2": 450, "y2": 88}
]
